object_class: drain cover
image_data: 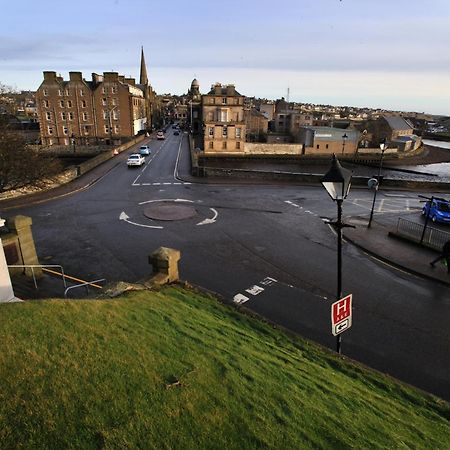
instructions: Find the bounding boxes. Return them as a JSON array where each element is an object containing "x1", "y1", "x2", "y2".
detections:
[{"x1": 143, "y1": 202, "x2": 197, "y2": 221}]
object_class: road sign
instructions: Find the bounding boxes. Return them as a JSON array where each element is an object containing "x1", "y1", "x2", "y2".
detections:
[{"x1": 331, "y1": 294, "x2": 352, "y2": 336}]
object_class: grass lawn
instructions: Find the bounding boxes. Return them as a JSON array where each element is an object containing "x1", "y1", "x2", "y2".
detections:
[{"x1": 0, "y1": 286, "x2": 449, "y2": 449}]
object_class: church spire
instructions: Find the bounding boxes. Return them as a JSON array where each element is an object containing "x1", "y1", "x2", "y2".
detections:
[{"x1": 139, "y1": 46, "x2": 148, "y2": 85}]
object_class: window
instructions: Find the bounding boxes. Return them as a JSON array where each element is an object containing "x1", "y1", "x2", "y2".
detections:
[
  {"x1": 46, "y1": 112, "x2": 51, "y2": 121},
  {"x1": 326, "y1": 144, "x2": 329, "y2": 149},
  {"x1": 81, "y1": 100, "x2": 87, "y2": 108},
  {"x1": 68, "y1": 112, "x2": 74, "y2": 120},
  {"x1": 222, "y1": 97, "x2": 227, "y2": 104},
  {"x1": 64, "y1": 138, "x2": 69, "y2": 145},
  {"x1": 83, "y1": 126, "x2": 89, "y2": 135},
  {"x1": 104, "y1": 125, "x2": 110, "y2": 134},
  {"x1": 316, "y1": 144, "x2": 320, "y2": 149},
  {"x1": 63, "y1": 126, "x2": 68, "y2": 135},
  {"x1": 236, "y1": 127, "x2": 241, "y2": 138},
  {"x1": 102, "y1": 86, "x2": 106, "y2": 94},
  {"x1": 112, "y1": 86, "x2": 118, "y2": 94},
  {"x1": 65, "y1": 89, "x2": 69, "y2": 96},
  {"x1": 79, "y1": 89, "x2": 84, "y2": 96},
  {"x1": 47, "y1": 126, "x2": 53, "y2": 135},
  {"x1": 113, "y1": 110, "x2": 119, "y2": 120},
  {"x1": 222, "y1": 126, "x2": 227, "y2": 138},
  {"x1": 111, "y1": 98, "x2": 117, "y2": 105},
  {"x1": 82, "y1": 112, "x2": 88, "y2": 121},
  {"x1": 61, "y1": 112, "x2": 66, "y2": 120},
  {"x1": 43, "y1": 99, "x2": 49, "y2": 107},
  {"x1": 114, "y1": 124, "x2": 119, "y2": 134},
  {"x1": 208, "y1": 112, "x2": 214, "y2": 121},
  {"x1": 209, "y1": 127, "x2": 214, "y2": 137},
  {"x1": 67, "y1": 100, "x2": 72, "y2": 108},
  {"x1": 236, "y1": 141, "x2": 241, "y2": 149},
  {"x1": 219, "y1": 109, "x2": 228, "y2": 122},
  {"x1": 212, "y1": 97, "x2": 216, "y2": 104},
  {"x1": 58, "y1": 89, "x2": 63, "y2": 96},
  {"x1": 60, "y1": 100, "x2": 64, "y2": 108},
  {"x1": 209, "y1": 141, "x2": 214, "y2": 149},
  {"x1": 222, "y1": 141, "x2": 227, "y2": 149},
  {"x1": 43, "y1": 89, "x2": 49, "y2": 96},
  {"x1": 102, "y1": 98, "x2": 107, "y2": 106},
  {"x1": 103, "y1": 110, "x2": 108, "y2": 120}
]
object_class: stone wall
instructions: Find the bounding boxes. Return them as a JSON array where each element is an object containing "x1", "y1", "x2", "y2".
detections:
[{"x1": 244, "y1": 143, "x2": 302, "y2": 155}]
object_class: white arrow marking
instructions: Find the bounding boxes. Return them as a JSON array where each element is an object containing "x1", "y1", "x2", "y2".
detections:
[
  {"x1": 196, "y1": 208, "x2": 218, "y2": 226},
  {"x1": 139, "y1": 198, "x2": 195, "y2": 205},
  {"x1": 119, "y1": 211, "x2": 163, "y2": 229},
  {"x1": 233, "y1": 294, "x2": 249, "y2": 305}
]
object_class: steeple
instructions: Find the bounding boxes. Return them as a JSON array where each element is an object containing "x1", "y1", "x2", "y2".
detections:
[{"x1": 139, "y1": 46, "x2": 148, "y2": 85}]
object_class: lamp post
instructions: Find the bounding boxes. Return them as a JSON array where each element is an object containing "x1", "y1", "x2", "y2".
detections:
[
  {"x1": 367, "y1": 138, "x2": 387, "y2": 228},
  {"x1": 321, "y1": 154, "x2": 352, "y2": 354},
  {"x1": 341, "y1": 133, "x2": 348, "y2": 154}
]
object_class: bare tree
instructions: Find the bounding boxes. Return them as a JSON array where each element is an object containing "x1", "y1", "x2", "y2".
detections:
[{"x1": 0, "y1": 115, "x2": 62, "y2": 193}]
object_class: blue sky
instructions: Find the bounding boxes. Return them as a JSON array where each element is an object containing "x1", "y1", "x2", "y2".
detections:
[{"x1": 2, "y1": 0, "x2": 450, "y2": 115}]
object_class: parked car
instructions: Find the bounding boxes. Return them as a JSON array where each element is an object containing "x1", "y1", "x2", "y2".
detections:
[
  {"x1": 173, "y1": 130, "x2": 179, "y2": 136},
  {"x1": 127, "y1": 154, "x2": 145, "y2": 167},
  {"x1": 422, "y1": 198, "x2": 450, "y2": 224},
  {"x1": 139, "y1": 145, "x2": 151, "y2": 155},
  {"x1": 157, "y1": 131, "x2": 165, "y2": 140}
]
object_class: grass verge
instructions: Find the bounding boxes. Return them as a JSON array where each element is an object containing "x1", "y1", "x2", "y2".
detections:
[{"x1": 0, "y1": 285, "x2": 449, "y2": 449}]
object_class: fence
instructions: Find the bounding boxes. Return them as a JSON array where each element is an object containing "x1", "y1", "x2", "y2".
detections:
[{"x1": 395, "y1": 218, "x2": 450, "y2": 251}]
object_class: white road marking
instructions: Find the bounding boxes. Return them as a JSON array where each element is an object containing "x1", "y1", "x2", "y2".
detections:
[
  {"x1": 196, "y1": 208, "x2": 218, "y2": 226},
  {"x1": 245, "y1": 285, "x2": 265, "y2": 296},
  {"x1": 233, "y1": 294, "x2": 249, "y2": 305},
  {"x1": 260, "y1": 277, "x2": 277, "y2": 286},
  {"x1": 285, "y1": 200, "x2": 300, "y2": 208},
  {"x1": 119, "y1": 211, "x2": 163, "y2": 229}
]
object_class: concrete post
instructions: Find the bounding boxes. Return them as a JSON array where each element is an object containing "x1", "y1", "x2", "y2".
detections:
[
  {"x1": 7, "y1": 215, "x2": 41, "y2": 277},
  {"x1": 148, "y1": 247, "x2": 181, "y2": 285}
]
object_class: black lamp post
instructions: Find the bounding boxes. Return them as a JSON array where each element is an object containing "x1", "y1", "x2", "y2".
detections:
[
  {"x1": 367, "y1": 138, "x2": 387, "y2": 228},
  {"x1": 341, "y1": 133, "x2": 348, "y2": 154},
  {"x1": 321, "y1": 154, "x2": 352, "y2": 354}
]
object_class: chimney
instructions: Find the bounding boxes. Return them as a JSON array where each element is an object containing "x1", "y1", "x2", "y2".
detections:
[
  {"x1": 118, "y1": 75, "x2": 125, "y2": 83},
  {"x1": 92, "y1": 73, "x2": 104, "y2": 84},
  {"x1": 226, "y1": 84, "x2": 235, "y2": 96},
  {"x1": 125, "y1": 77, "x2": 136, "y2": 86},
  {"x1": 43, "y1": 71, "x2": 57, "y2": 82},
  {"x1": 213, "y1": 83, "x2": 222, "y2": 95},
  {"x1": 103, "y1": 72, "x2": 119, "y2": 82},
  {"x1": 69, "y1": 71, "x2": 83, "y2": 82}
]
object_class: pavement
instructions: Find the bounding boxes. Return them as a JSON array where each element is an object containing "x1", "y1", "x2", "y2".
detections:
[{"x1": 2, "y1": 140, "x2": 450, "y2": 290}]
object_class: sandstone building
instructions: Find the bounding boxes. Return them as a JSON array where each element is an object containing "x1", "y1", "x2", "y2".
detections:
[{"x1": 36, "y1": 48, "x2": 159, "y2": 146}]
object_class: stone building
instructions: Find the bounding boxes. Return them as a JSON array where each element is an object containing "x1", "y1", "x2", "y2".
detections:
[
  {"x1": 36, "y1": 48, "x2": 159, "y2": 146},
  {"x1": 202, "y1": 83, "x2": 246, "y2": 153},
  {"x1": 187, "y1": 79, "x2": 202, "y2": 135},
  {"x1": 245, "y1": 108, "x2": 268, "y2": 142},
  {"x1": 298, "y1": 126, "x2": 360, "y2": 155}
]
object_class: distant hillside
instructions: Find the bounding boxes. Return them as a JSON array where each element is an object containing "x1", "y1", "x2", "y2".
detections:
[{"x1": 1, "y1": 286, "x2": 449, "y2": 449}]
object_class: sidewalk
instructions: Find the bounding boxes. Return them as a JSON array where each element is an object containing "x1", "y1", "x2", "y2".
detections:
[{"x1": 344, "y1": 216, "x2": 450, "y2": 287}]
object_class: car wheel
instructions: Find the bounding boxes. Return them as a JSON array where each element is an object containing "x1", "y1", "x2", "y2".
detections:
[{"x1": 432, "y1": 215, "x2": 437, "y2": 222}]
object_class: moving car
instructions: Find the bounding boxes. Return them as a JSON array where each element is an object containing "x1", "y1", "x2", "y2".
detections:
[
  {"x1": 173, "y1": 130, "x2": 179, "y2": 136},
  {"x1": 127, "y1": 154, "x2": 145, "y2": 167},
  {"x1": 422, "y1": 198, "x2": 450, "y2": 224},
  {"x1": 139, "y1": 145, "x2": 151, "y2": 156},
  {"x1": 157, "y1": 131, "x2": 165, "y2": 140}
]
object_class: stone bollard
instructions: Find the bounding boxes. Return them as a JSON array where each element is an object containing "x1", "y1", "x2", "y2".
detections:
[
  {"x1": 7, "y1": 215, "x2": 42, "y2": 278},
  {"x1": 148, "y1": 247, "x2": 181, "y2": 285}
]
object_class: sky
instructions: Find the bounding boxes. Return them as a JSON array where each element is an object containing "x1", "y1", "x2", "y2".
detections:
[{"x1": 1, "y1": 0, "x2": 450, "y2": 115}]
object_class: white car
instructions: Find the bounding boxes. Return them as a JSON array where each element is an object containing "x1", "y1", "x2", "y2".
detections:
[
  {"x1": 127, "y1": 153, "x2": 145, "y2": 167},
  {"x1": 157, "y1": 131, "x2": 165, "y2": 140},
  {"x1": 139, "y1": 145, "x2": 151, "y2": 156}
]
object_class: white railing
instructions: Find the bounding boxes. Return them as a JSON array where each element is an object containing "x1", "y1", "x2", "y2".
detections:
[{"x1": 396, "y1": 218, "x2": 450, "y2": 251}]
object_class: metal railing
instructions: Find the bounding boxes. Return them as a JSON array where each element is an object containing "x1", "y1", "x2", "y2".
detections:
[
  {"x1": 396, "y1": 218, "x2": 450, "y2": 251},
  {"x1": 64, "y1": 279, "x2": 106, "y2": 298},
  {"x1": 8, "y1": 264, "x2": 67, "y2": 290}
]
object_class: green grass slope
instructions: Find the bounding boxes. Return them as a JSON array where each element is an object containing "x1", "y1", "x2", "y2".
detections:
[{"x1": 0, "y1": 286, "x2": 449, "y2": 449}]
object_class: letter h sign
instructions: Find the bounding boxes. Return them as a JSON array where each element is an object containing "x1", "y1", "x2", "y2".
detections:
[{"x1": 331, "y1": 294, "x2": 352, "y2": 336}]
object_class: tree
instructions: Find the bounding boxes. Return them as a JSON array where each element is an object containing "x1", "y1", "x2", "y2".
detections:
[{"x1": 0, "y1": 115, "x2": 62, "y2": 193}]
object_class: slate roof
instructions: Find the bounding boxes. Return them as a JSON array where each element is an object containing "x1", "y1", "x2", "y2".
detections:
[{"x1": 383, "y1": 116, "x2": 413, "y2": 131}]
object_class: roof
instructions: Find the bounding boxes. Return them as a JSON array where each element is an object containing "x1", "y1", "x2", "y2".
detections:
[{"x1": 383, "y1": 116, "x2": 413, "y2": 131}]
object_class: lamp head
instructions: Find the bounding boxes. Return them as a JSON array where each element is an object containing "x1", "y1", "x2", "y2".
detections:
[{"x1": 321, "y1": 154, "x2": 353, "y2": 201}]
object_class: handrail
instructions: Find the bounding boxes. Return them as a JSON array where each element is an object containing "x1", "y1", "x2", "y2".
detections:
[
  {"x1": 8, "y1": 264, "x2": 67, "y2": 290},
  {"x1": 64, "y1": 279, "x2": 106, "y2": 298}
]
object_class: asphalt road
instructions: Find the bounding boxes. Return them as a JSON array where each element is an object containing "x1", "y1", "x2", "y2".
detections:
[{"x1": 8, "y1": 129, "x2": 450, "y2": 401}]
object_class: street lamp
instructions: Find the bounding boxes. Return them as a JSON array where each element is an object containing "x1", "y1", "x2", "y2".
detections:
[
  {"x1": 341, "y1": 133, "x2": 348, "y2": 154},
  {"x1": 367, "y1": 138, "x2": 387, "y2": 228},
  {"x1": 321, "y1": 154, "x2": 352, "y2": 354}
]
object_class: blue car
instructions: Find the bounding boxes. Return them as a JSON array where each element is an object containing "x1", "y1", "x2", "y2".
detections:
[{"x1": 422, "y1": 198, "x2": 450, "y2": 224}]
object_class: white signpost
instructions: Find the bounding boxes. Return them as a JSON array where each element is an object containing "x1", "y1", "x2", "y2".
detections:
[
  {"x1": 0, "y1": 238, "x2": 19, "y2": 303},
  {"x1": 331, "y1": 294, "x2": 352, "y2": 336}
]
